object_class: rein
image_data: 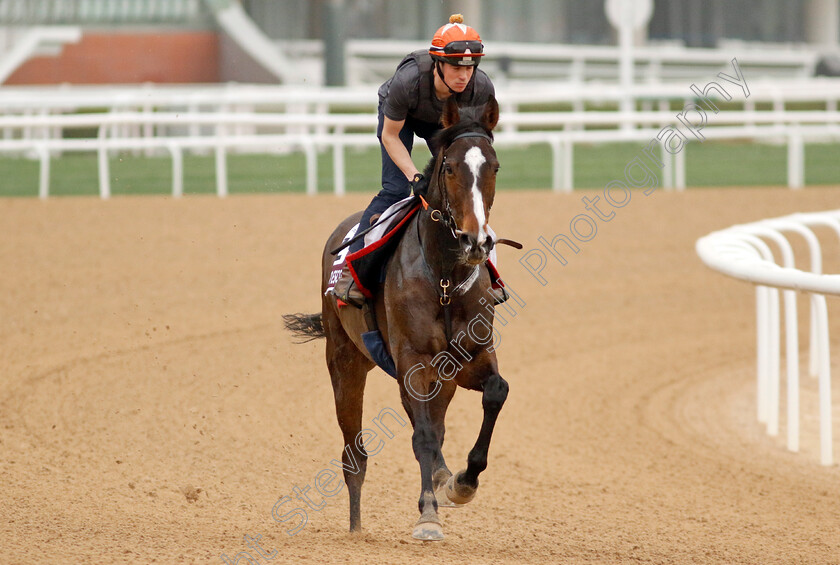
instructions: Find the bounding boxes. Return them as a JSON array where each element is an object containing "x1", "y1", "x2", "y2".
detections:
[{"x1": 415, "y1": 215, "x2": 457, "y2": 344}]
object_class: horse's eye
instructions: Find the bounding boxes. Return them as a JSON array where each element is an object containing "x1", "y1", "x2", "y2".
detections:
[
  {"x1": 444, "y1": 163, "x2": 453, "y2": 174},
  {"x1": 493, "y1": 165, "x2": 500, "y2": 174}
]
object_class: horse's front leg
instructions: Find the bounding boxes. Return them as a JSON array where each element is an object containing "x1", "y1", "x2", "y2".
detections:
[
  {"x1": 444, "y1": 372, "x2": 509, "y2": 505},
  {"x1": 400, "y1": 364, "x2": 448, "y2": 541},
  {"x1": 428, "y1": 380, "x2": 457, "y2": 499}
]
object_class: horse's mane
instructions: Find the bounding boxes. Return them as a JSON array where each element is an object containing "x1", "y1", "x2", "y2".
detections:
[
  {"x1": 422, "y1": 153, "x2": 438, "y2": 179},
  {"x1": 423, "y1": 105, "x2": 494, "y2": 179}
]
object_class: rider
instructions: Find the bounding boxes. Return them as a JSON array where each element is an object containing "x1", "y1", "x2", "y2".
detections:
[{"x1": 332, "y1": 13, "x2": 505, "y2": 307}]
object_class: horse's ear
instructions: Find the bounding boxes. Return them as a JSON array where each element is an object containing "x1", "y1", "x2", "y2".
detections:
[
  {"x1": 441, "y1": 97, "x2": 460, "y2": 128},
  {"x1": 482, "y1": 95, "x2": 500, "y2": 132}
]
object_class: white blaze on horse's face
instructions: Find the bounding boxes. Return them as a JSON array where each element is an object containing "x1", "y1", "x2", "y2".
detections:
[{"x1": 463, "y1": 146, "x2": 488, "y2": 246}]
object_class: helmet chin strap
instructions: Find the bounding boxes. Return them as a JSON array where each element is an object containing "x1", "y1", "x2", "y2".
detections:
[
  {"x1": 434, "y1": 60, "x2": 479, "y2": 97},
  {"x1": 435, "y1": 61, "x2": 457, "y2": 95}
]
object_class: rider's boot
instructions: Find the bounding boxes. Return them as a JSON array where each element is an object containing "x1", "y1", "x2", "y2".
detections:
[
  {"x1": 332, "y1": 262, "x2": 365, "y2": 308},
  {"x1": 486, "y1": 263, "x2": 510, "y2": 305},
  {"x1": 490, "y1": 284, "x2": 510, "y2": 305}
]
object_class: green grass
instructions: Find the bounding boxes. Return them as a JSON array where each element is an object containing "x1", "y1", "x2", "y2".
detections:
[
  {"x1": 0, "y1": 141, "x2": 836, "y2": 197},
  {"x1": 685, "y1": 141, "x2": 839, "y2": 187},
  {"x1": 500, "y1": 141, "x2": 838, "y2": 189}
]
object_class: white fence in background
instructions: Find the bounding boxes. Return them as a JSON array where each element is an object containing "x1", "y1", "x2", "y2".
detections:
[
  {"x1": 2, "y1": 80, "x2": 840, "y2": 115},
  {"x1": 1, "y1": 82, "x2": 840, "y2": 198},
  {"x1": 1, "y1": 111, "x2": 838, "y2": 198},
  {"x1": 696, "y1": 211, "x2": 840, "y2": 466},
  {"x1": 278, "y1": 39, "x2": 824, "y2": 86}
]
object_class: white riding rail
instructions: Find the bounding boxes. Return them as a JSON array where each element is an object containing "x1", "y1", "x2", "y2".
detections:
[
  {"x1": 1, "y1": 80, "x2": 839, "y2": 196},
  {"x1": 1, "y1": 111, "x2": 838, "y2": 198},
  {"x1": 290, "y1": 39, "x2": 822, "y2": 86},
  {"x1": 3, "y1": 80, "x2": 840, "y2": 114},
  {"x1": 696, "y1": 210, "x2": 840, "y2": 466}
]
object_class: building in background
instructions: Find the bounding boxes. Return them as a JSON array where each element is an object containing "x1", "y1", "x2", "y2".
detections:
[
  {"x1": 0, "y1": 0, "x2": 838, "y2": 85},
  {"x1": 244, "y1": 0, "x2": 838, "y2": 46}
]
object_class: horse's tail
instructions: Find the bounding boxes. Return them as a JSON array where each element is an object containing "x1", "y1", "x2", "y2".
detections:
[{"x1": 282, "y1": 312, "x2": 325, "y2": 342}]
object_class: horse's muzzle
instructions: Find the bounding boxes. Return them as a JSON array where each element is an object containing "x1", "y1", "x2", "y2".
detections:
[{"x1": 458, "y1": 232, "x2": 494, "y2": 265}]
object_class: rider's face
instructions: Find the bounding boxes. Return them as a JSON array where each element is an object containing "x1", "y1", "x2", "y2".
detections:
[{"x1": 440, "y1": 63, "x2": 475, "y2": 92}]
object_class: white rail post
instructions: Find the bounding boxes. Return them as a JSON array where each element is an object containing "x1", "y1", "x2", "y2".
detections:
[
  {"x1": 660, "y1": 141, "x2": 673, "y2": 190},
  {"x1": 97, "y1": 126, "x2": 111, "y2": 199},
  {"x1": 549, "y1": 135, "x2": 562, "y2": 193},
  {"x1": 333, "y1": 138, "x2": 346, "y2": 196},
  {"x1": 37, "y1": 144, "x2": 50, "y2": 199},
  {"x1": 735, "y1": 233, "x2": 778, "y2": 427},
  {"x1": 814, "y1": 294, "x2": 832, "y2": 466},
  {"x1": 783, "y1": 283, "x2": 799, "y2": 451},
  {"x1": 787, "y1": 130, "x2": 804, "y2": 189},
  {"x1": 767, "y1": 286, "x2": 781, "y2": 436},
  {"x1": 563, "y1": 138, "x2": 574, "y2": 192},
  {"x1": 168, "y1": 142, "x2": 183, "y2": 198},
  {"x1": 215, "y1": 143, "x2": 228, "y2": 198},
  {"x1": 756, "y1": 285, "x2": 769, "y2": 423},
  {"x1": 675, "y1": 143, "x2": 686, "y2": 191}
]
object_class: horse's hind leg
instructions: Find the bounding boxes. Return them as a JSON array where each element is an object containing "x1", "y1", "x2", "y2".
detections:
[{"x1": 323, "y1": 310, "x2": 372, "y2": 532}]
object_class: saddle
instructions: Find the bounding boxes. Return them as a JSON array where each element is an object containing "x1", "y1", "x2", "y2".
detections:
[{"x1": 326, "y1": 196, "x2": 506, "y2": 379}]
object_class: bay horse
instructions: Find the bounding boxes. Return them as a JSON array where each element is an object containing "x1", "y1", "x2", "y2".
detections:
[{"x1": 284, "y1": 96, "x2": 508, "y2": 541}]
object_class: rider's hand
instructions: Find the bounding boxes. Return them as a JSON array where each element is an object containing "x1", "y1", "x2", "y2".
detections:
[{"x1": 410, "y1": 173, "x2": 429, "y2": 197}]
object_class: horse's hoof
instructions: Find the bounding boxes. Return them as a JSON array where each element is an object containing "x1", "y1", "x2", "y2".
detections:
[
  {"x1": 444, "y1": 472, "x2": 477, "y2": 505},
  {"x1": 412, "y1": 521, "x2": 444, "y2": 541},
  {"x1": 434, "y1": 484, "x2": 464, "y2": 508}
]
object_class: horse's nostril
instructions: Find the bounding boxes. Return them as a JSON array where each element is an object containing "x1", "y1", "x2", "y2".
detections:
[{"x1": 459, "y1": 233, "x2": 472, "y2": 248}]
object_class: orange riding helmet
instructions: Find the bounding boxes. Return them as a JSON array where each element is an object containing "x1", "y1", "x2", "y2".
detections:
[{"x1": 429, "y1": 13, "x2": 484, "y2": 67}]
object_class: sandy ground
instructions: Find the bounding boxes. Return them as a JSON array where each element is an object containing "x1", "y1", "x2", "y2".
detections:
[{"x1": 1, "y1": 187, "x2": 840, "y2": 564}]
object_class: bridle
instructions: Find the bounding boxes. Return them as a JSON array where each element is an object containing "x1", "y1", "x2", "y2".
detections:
[
  {"x1": 424, "y1": 131, "x2": 522, "y2": 254},
  {"x1": 415, "y1": 126, "x2": 520, "y2": 343},
  {"x1": 416, "y1": 129, "x2": 494, "y2": 342},
  {"x1": 425, "y1": 129, "x2": 494, "y2": 240}
]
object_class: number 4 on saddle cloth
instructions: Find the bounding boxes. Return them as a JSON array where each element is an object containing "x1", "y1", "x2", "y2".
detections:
[
  {"x1": 325, "y1": 194, "x2": 504, "y2": 305},
  {"x1": 325, "y1": 195, "x2": 506, "y2": 379}
]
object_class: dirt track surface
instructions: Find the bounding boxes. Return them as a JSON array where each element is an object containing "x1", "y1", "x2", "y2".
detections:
[{"x1": 2, "y1": 187, "x2": 840, "y2": 564}]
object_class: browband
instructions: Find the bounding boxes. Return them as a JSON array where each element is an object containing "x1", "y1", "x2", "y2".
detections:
[{"x1": 450, "y1": 131, "x2": 492, "y2": 143}]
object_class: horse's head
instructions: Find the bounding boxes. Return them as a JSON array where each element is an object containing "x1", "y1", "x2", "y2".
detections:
[{"x1": 431, "y1": 95, "x2": 500, "y2": 266}]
